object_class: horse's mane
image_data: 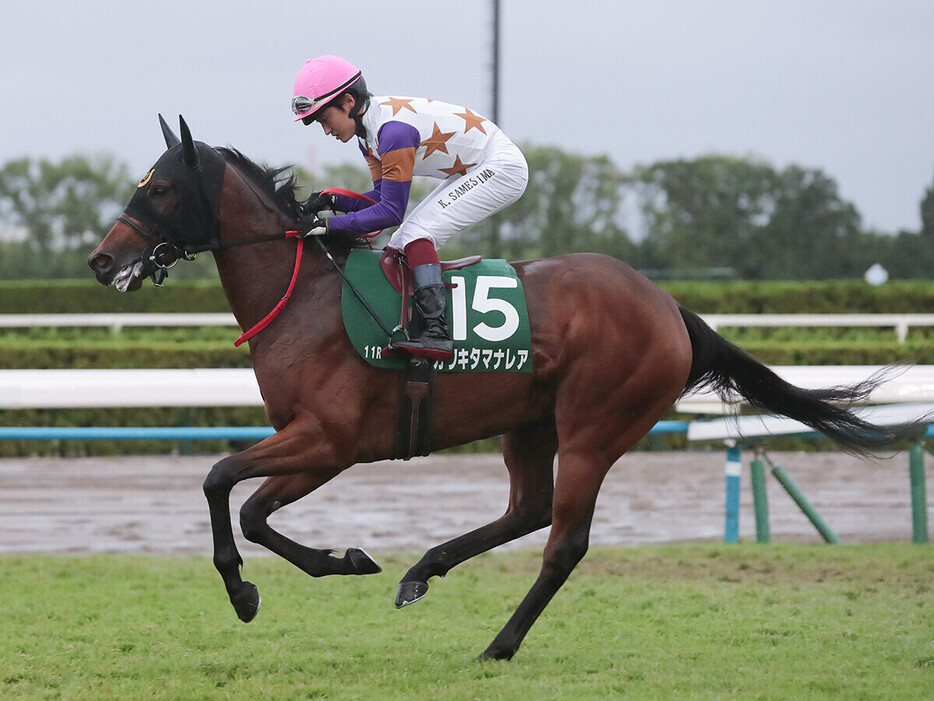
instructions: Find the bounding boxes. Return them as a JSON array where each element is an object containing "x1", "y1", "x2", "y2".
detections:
[{"x1": 216, "y1": 147, "x2": 370, "y2": 254}]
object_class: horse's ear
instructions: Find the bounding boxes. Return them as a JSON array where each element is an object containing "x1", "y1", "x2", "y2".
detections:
[
  {"x1": 179, "y1": 115, "x2": 200, "y2": 169},
  {"x1": 159, "y1": 113, "x2": 180, "y2": 149}
]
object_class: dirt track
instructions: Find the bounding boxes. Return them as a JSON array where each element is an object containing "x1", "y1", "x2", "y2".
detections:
[{"x1": 0, "y1": 451, "x2": 929, "y2": 556}]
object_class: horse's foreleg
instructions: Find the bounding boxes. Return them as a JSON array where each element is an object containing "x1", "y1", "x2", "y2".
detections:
[
  {"x1": 202, "y1": 426, "x2": 361, "y2": 622},
  {"x1": 239, "y1": 473, "x2": 381, "y2": 577},
  {"x1": 202, "y1": 452, "x2": 263, "y2": 623},
  {"x1": 396, "y1": 418, "x2": 557, "y2": 607}
]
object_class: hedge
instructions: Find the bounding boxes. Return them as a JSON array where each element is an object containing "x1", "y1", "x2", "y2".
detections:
[
  {"x1": 0, "y1": 279, "x2": 230, "y2": 314},
  {"x1": 661, "y1": 279, "x2": 934, "y2": 313},
  {"x1": 0, "y1": 345, "x2": 250, "y2": 369},
  {"x1": 3, "y1": 277, "x2": 934, "y2": 314},
  {"x1": 2, "y1": 337, "x2": 930, "y2": 370}
]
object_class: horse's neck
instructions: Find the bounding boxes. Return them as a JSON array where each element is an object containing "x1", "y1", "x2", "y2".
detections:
[{"x1": 210, "y1": 169, "x2": 339, "y2": 343}]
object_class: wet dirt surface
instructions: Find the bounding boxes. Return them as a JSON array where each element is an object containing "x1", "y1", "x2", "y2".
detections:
[{"x1": 0, "y1": 451, "x2": 929, "y2": 556}]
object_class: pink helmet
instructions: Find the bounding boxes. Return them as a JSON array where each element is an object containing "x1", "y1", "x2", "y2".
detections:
[{"x1": 292, "y1": 55, "x2": 366, "y2": 122}]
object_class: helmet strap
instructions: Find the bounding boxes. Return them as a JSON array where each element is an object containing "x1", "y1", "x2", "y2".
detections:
[{"x1": 353, "y1": 95, "x2": 370, "y2": 138}]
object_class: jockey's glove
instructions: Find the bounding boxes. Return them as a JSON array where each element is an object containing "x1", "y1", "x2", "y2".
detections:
[
  {"x1": 299, "y1": 215, "x2": 330, "y2": 237},
  {"x1": 304, "y1": 191, "x2": 335, "y2": 215}
]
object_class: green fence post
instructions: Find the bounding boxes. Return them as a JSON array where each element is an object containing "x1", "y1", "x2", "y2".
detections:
[
  {"x1": 750, "y1": 452, "x2": 770, "y2": 544},
  {"x1": 909, "y1": 443, "x2": 928, "y2": 544},
  {"x1": 767, "y1": 457, "x2": 840, "y2": 544},
  {"x1": 178, "y1": 407, "x2": 194, "y2": 456}
]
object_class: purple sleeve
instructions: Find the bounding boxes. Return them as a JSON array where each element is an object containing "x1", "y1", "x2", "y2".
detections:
[
  {"x1": 331, "y1": 183, "x2": 382, "y2": 213},
  {"x1": 329, "y1": 121, "x2": 419, "y2": 236},
  {"x1": 329, "y1": 180, "x2": 412, "y2": 236}
]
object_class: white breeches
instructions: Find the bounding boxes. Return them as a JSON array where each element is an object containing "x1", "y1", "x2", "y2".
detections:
[{"x1": 388, "y1": 133, "x2": 529, "y2": 251}]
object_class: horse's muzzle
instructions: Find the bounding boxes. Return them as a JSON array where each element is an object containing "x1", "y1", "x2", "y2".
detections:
[
  {"x1": 87, "y1": 245, "x2": 148, "y2": 291},
  {"x1": 88, "y1": 250, "x2": 115, "y2": 284}
]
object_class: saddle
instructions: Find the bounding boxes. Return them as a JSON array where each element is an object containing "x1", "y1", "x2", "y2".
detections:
[
  {"x1": 379, "y1": 247, "x2": 483, "y2": 296},
  {"x1": 378, "y1": 248, "x2": 482, "y2": 461},
  {"x1": 379, "y1": 246, "x2": 481, "y2": 351}
]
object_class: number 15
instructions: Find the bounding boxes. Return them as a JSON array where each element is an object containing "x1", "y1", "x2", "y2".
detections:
[{"x1": 450, "y1": 275, "x2": 520, "y2": 343}]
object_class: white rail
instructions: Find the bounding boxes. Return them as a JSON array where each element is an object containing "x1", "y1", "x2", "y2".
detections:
[
  {"x1": 677, "y1": 365, "x2": 934, "y2": 414},
  {"x1": 1, "y1": 366, "x2": 932, "y2": 411},
  {"x1": 701, "y1": 313, "x2": 934, "y2": 343},
  {"x1": 0, "y1": 313, "x2": 238, "y2": 333},
  {"x1": 687, "y1": 402, "x2": 934, "y2": 442},
  {"x1": 0, "y1": 368, "x2": 262, "y2": 409}
]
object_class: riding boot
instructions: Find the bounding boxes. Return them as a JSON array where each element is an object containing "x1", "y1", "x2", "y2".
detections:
[{"x1": 393, "y1": 263, "x2": 454, "y2": 361}]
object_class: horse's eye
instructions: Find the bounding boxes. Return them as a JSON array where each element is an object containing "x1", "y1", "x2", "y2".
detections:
[{"x1": 151, "y1": 185, "x2": 168, "y2": 198}]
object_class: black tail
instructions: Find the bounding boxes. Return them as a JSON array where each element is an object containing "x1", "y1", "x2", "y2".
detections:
[{"x1": 679, "y1": 306, "x2": 926, "y2": 453}]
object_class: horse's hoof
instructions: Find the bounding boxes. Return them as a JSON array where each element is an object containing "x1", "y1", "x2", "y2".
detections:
[
  {"x1": 346, "y1": 547, "x2": 382, "y2": 575},
  {"x1": 395, "y1": 580, "x2": 429, "y2": 608},
  {"x1": 478, "y1": 643, "x2": 515, "y2": 662},
  {"x1": 231, "y1": 581, "x2": 262, "y2": 623}
]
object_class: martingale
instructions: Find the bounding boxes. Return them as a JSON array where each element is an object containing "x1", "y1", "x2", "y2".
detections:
[{"x1": 340, "y1": 249, "x2": 533, "y2": 373}]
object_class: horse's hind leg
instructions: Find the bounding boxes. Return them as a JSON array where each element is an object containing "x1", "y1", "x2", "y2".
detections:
[
  {"x1": 239, "y1": 473, "x2": 381, "y2": 577},
  {"x1": 479, "y1": 445, "x2": 610, "y2": 660},
  {"x1": 480, "y1": 390, "x2": 684, "y2": 660},
  {"x1": 395, "y1": 417, "x2": 557, "y2": 607}
]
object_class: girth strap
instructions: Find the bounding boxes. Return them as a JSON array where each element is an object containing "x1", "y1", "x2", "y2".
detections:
[{"x1": 395, "y1": 359, "x2": 435, "y2": 460}]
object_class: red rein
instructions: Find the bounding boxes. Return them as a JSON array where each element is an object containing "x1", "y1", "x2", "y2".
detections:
[{"x1": 233, "y1": 189, "x2": 379, "y2": 347}]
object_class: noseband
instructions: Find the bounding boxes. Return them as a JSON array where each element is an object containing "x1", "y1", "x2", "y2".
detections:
[{"x1": 116, "y1": 214, "x2": 198, "y2": 286}]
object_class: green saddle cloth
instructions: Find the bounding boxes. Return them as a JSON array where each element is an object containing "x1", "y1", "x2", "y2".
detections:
[{"x1": 341, "y1": 249, "x2": 533, "y2": 373}]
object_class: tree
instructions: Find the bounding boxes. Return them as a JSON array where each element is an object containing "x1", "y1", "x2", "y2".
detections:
[
  {"x1": 0, "y1": 154, "x2": 135, "y2": 253},
  {"x1": 752, "y1": 165, "x2": 864, "y2": 279},
  {"x1": 921, "y1": 175, "x2": 934, "y2": 238},
  {"x1": 632, "y1": 156, "x2": 880, "y2": 279},
  {"x1": 301, "y1": 151, "x2": 934, "y2": 279},
  {"x1": 633, "y1": 155, "x2": 779, "y2": 276},
  {"x1": 452, "y1": 145, "x2": 634, "y2": 261},
  {"x1": 878, "y1": 170, "x2": 934, "y2": 279}
]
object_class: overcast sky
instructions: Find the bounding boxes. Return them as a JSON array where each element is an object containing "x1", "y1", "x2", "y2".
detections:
[{"x1": 2, "y1": 1, "x2": 932, "y2": 234}]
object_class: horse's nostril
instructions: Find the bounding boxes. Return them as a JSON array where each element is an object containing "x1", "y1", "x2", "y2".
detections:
[{"x1": 88, "y1": 252, "x2": 114, "y2": 274}]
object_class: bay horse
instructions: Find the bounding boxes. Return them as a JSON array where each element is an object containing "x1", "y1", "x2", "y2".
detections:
[{"x1": 88, "y1": 116, "x2": 921, "y2": 660}]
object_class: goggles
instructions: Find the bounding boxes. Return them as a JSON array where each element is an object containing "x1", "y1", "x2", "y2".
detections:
[{"x1": 291, "y1": 95, "x2": 321, "y2": 118}]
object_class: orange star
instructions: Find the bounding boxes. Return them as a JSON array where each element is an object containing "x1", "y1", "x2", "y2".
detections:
[
  {"x1": 380, "y1": 97, "x2": 417, "y2": 116},
  {"x1": 453, "y1": 107, "x2": 487, "y2": 134},
  {"x1": 420, "y1": 122, "x2": 456, "y2": 158},
  {"x1": 440, "y1": 155, "x2": 477, "y2": 177}
]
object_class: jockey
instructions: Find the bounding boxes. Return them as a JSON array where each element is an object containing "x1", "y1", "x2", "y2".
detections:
[{"x1": 292, "y1": 55, "x2": 529, "y2": 362}]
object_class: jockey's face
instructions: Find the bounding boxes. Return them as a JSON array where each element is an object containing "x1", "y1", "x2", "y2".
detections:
[{"x1": 315, "y1": 93, "x2": 357, "y2": 143}]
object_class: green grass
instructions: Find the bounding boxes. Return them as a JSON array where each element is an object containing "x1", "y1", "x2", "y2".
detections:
[{"x1": 2, "y1": 545, "x2": 933, "y2": 699}]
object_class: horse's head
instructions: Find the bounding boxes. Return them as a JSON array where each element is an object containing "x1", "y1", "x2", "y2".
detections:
[{"x1": 88, "y1": 115, "x2": 228, "y2": 290}]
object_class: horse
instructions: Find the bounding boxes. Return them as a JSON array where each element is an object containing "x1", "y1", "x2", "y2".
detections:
[{"x1": 88, "y1": 116, "x2": 922, "y2": 661}]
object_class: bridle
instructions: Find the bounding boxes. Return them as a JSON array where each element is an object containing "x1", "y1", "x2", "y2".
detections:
[
  {"x1": 116, "y1": 211, "x2": 305, "y2": 285},
  {"x1": 116, "y1": 213, "x2": 200, "y2": 286},
  {"x1": 116, "y1": 187, "x2": 381, "y2": 346}
]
